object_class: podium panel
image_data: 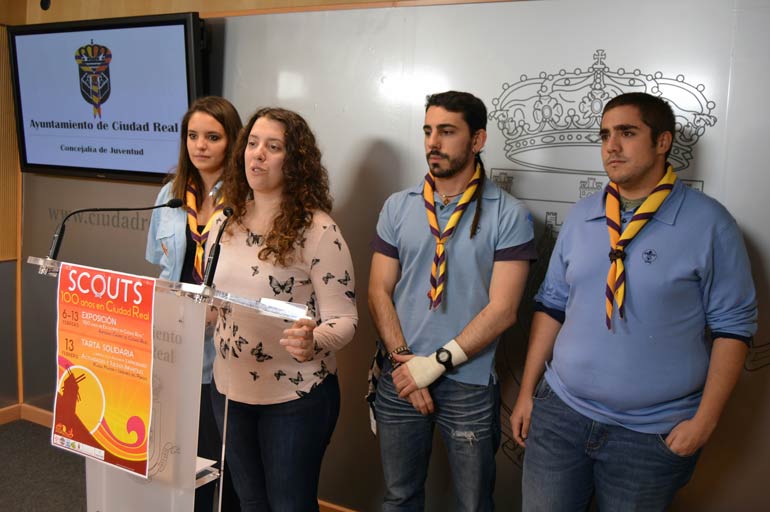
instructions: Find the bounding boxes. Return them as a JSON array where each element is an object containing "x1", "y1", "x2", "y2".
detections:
[
  {"x1": 85, "y1": 287, "x2": 207, "y2": 511},
  {"x1": 29, "y1": 256, "x2": 305, "y2": 511}
]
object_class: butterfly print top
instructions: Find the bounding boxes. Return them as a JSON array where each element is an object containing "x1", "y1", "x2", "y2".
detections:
[{"x1": 209, "y1": 209, "x2": 358, "y2": 405}]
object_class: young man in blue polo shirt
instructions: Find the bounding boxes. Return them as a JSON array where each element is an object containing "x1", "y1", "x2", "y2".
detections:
[
  {"x1": 369, "y1": 90, "x2": 536, "y2": 510},
  {"x1": 511, "y1": 92, "x2": 757, "y2": 510}
]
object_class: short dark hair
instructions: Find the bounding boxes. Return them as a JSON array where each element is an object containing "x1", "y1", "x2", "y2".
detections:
[
  {"x1": 425, "y1": 90, "x2": 487, "y2": 134},
  {"x1": 603, "y1": 92, "x2": 675, "y2": 160},
  {"x1": 425, "y1": 91, "x2": 488, "y2": 238}
]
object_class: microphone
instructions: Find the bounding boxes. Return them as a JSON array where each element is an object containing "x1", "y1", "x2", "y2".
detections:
[
  {"x1": 202, "y1": 207, "x2": 234, "y2": 288},
  {"x1": 47, "y1": 198, "x2": 184, "y2": 260}
]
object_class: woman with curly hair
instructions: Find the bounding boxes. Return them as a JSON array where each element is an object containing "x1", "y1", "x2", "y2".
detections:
[{"x1": 208, "y1": 107, "x2": 358, "y2": 511}]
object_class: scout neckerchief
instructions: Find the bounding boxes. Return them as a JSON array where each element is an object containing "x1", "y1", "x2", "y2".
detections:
[
  {"x1": 605, "y1": 164, "x2": 676, "y2": 329},
  {"x1": 423, "y1": 163, "x2": 482, "y2": 310},
  {"x1": 186, "y1": 179, "x2": 224, "y2": 284}
]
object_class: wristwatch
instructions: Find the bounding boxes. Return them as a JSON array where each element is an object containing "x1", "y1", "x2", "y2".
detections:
[{"x1": 435, "y1": 347, "x2": 454, "y2": 371}]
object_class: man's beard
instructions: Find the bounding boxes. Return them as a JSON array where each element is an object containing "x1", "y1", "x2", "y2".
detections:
[{"x1": 426, "y1": 147, "x2": 473, "y2": 178}]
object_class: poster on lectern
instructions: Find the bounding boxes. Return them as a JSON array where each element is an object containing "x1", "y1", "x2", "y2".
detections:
[{"x1": 51, "y1": 262, "x2": 155, "y2": 477}]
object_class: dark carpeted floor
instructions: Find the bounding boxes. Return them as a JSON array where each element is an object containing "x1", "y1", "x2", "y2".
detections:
[{"x1": 0, "y1": 420, "x2": 86, "y2": 512}]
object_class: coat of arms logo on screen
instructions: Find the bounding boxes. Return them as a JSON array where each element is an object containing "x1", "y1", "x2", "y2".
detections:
[{"x1": 75, "y1": 41, "x2": 112, "y2": 118}]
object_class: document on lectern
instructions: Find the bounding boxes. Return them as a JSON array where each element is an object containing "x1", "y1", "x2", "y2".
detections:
[
  {"x1": 215, "y1": 293, "x2": 309, "y2": 321},
  {"x1": 51, "y1": 262, "x2": 155, "y2": 478}
]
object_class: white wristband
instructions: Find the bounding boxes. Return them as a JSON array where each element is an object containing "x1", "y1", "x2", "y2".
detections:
[
  {"x1": 404, "y1": 339, "x2": 468, "y2": 389},
  {"x1": 444, "y1": 339, "x2": 469, "y2": 366}
]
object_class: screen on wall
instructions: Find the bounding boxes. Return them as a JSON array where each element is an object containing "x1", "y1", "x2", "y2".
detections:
[{"x1": 8, "y1": 13, "x2": 204, "y2": 182}]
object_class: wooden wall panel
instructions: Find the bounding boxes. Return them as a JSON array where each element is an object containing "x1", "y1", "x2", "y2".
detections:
[
  {"x1": 25, "y1": 0, "x2": 383, "y2": 23},
  {"x1": 0, "y1": 1, "x2": 26, "y2": 25},
  {"x1": 0, "y1": 25, "x2": 20, "y2": 262},
  {"x1": 24, "y1": 0, "x2": 510, "y2": 23}
]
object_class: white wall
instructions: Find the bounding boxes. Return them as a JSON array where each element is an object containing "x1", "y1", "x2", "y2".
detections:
[
  {"x1": 218, "y1": 1, "x2": 770, "y2": 509},
  {"x1": 20, "y1": 1, "x2": 769, "y2": 510}
]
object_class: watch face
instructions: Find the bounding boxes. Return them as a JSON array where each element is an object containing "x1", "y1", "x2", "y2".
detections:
[{"x1": 437, "y1": 348, "x2": 451, "y2": 363}]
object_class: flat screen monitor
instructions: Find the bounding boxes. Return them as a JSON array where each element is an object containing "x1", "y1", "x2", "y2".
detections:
[{"x1": 8, "y1": 12, "x2": 204, "y2": 182}]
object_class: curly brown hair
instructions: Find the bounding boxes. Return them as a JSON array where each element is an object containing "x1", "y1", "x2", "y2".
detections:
[
  {"x1": 170, "y1": 96, "x2": 243, "y2": 206},
  {"x1": 223, "y1": 107, "x2": 333, "y2": 266}
]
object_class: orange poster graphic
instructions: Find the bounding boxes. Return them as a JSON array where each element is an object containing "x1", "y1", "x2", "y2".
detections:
[{"x1": 51, "y1": 263, "x2": 155, "y2": 477}]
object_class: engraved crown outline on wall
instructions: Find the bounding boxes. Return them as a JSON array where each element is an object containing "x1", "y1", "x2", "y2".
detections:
[{"x1": 488, "y1": 49, "x2": 717, "y2": 172}]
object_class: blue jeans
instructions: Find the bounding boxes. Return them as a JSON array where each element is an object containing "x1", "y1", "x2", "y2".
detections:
[
  {"x1": 522, "y1": 378, "x2": 700, "y2": 512},
  {"x1": 375, "y1": 361, "x2": 500, "y2": 511},
  {"x1": 210, "y1": 374, "x2": 340, "y2": 512}
]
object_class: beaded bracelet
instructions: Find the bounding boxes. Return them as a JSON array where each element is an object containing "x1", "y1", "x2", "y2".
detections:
[{"x1": 387, "y1": 345, "x2": 412, "y2": 366}]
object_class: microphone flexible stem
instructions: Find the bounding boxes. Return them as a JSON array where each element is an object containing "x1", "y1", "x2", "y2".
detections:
[
  {"x1": 202, "y1": 207, "x2": 234, "y2": 288},
  {"x1": 48, "y1": 199, "x2": 183, "y2": 261}
]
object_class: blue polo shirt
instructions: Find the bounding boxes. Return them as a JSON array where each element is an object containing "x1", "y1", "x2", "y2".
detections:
[
  {"x1": 536, "y1": 179, "x2": 757, "y2": 433},
  {"x1": 373, "y1": 177, "x2": 536, "y2": 386}
]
